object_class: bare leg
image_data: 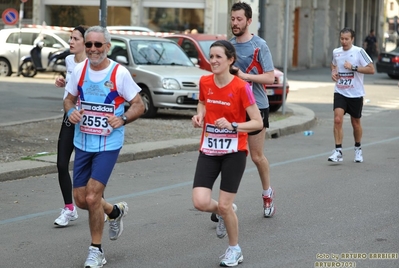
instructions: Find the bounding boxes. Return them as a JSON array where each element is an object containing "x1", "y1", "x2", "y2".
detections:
[
  {"x1": 333, "y1": 108, "x2": 345, "y2": 145},
  {"x1": 351, "y1": 116, "x2": 362, "y2": 144},
  {"x1": 218, "y1": 190, "x2": 238, "y2": 246},
  {"x1": 74, "y1": 178, "x2": 113, "y2": 244},
  {"x1": 248, "y1": 128, "x2": 270, "y2": 191}
]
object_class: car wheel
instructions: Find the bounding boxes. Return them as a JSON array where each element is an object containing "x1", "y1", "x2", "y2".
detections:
[
  {"x1": 387, "y1": 74, "x2": 399, "y2": 79},
  {"x1": 0, "y1": 57, "x2": 12, "y2": 77},
  {"x1": 139, "y1": 86, "x2": 158, "y2": 118},
  {"x1": 19, "y1": 60, "x2": 37, "y2": 78}
]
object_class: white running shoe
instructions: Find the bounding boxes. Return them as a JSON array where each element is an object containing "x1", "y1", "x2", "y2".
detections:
[
  {"x1": 109, "y1": 201, "x2": 128, "y2": 240},
  {"x1": 54, "y1": 206, "x2": 78, "y2": 227},
  {"x1": 263, "y1": 188, "x2": 275, "y2": 218},
  {"x1": 216, "y1": 204, "x2": 237, "y2": 239},
  {"x1": 328, "y1": 149, "x2": 343, "y2": 162},
  {"x1": 84, "y1": 246, "x2": 106, "y2": 268},
  {"x1": 354, "y1": 147, "x2": 363, "y2": 163},
  {"x1": 219, "y1": 247, "x2": 244, "y2": 267}
]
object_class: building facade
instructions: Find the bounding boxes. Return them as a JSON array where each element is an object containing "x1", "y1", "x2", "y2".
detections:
[
  {"x1": 261, "y1": 0, "x2": 384, "y2": 69},
  {"x1": 0, "y1": 0, "x2": 385, "y2": 69},
  {"x1": 385, "y1": 0, "x2": 399, "y2": 41}
]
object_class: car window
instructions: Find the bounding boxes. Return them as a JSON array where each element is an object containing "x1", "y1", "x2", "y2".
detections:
[
  {"x1": 129, "y1": 40, "x2": 194, "y2": 66},
  {"x1": 53, "y1": 32, "x2": 71, "y2": 44},
  {"x1": 165, "y1": 37, "x2": 180, "y2": 44},
  {"x1": 6, "y1": 32, "x2": 36, "y2": 45},
  {"x1": 41, "y1": 34, "x2": 60, "y2": 47},
  {"x1": 109, "y1": 40, "x2": 129, "y2": 64},
  {"x1": 198, "y1": 40, "x2": 216, "y2": 60},
  {"x1": 181, "y1": 39, "x2": 198, "y2": 59}
]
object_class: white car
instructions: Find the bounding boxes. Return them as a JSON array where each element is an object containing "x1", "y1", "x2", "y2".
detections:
[
  {"x1": 108, "y1": 34, "x2": 211, "y2": 118},
  {"x1": 0, "y1": 27, "x2": 70, "y2": 76}
]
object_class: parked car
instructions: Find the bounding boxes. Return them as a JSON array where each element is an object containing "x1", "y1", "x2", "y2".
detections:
[
  {"x1": 376, "y1": 47, "x2": 399, "y2": 79},
  {"x1": 164, "y1": 33, "x2": 289, "y2": 112},
  {"x1": 0, "y1": 27, "x2": 70, "y2": 77},
  {"x1": 108, "y1": 34, "x2": 211, "y2": 118}
]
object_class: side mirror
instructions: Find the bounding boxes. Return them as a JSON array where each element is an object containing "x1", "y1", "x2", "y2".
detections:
[
  {"x1": 116, "y1": 55, "x2": 129, "y2": 65},
  {"x1": 52, "y1": 43, "x2": 63, "y2": 49},
  {"x1": 190, "y1": 57, "x2": 198, "y2": 65}
]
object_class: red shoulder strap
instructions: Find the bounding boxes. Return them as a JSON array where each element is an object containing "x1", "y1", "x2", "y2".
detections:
[{"x1": 78, "y1": 59, "x2": 89, "y2": 87}]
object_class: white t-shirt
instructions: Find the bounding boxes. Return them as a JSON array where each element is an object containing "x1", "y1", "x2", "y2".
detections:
[
  {"x1": 332, "y1": 45, "x2": 372, "y2": 98},
  {"x1": 65, "y1": 59, "x2": 140, "y2": 103},
  {"x1": 63, "y1": 54, "x2": 78, "y2": 99}
]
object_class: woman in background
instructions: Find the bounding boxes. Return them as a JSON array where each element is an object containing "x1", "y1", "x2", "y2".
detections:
[{"x1": 54, "y1": 25, "x2": 87, "y2": 226}]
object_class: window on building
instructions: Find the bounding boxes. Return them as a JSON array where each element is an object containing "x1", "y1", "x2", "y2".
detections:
[
  {"x1": 45, "y1": 5, "x2": 131, "y2": 27},
  {"x1": 143, "y1": 7, "x2": 204, "y2": 33}
]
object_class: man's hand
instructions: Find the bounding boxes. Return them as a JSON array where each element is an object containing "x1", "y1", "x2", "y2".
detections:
[
  {"x1": 331, "y1": 68, "x2": 338, "y2": 82},
  {"x1": 343, "y1": 60, "x2": 353, "y2": 70},
  {"x1": 106, "y1": 114, "x2": 125, "y2": 129},
  {"x1": 68, "y1": 109, "x2": 84, "y2": 124}
]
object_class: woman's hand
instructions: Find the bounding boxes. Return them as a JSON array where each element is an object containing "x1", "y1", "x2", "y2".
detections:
[
  {"x1": 192, "y1": 114, "x2": 203, "y2": 128},
  {"x1": 55, "y1": 76, "x2": 66, "y2": 87}
]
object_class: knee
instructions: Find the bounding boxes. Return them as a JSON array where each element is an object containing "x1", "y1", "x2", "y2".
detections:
[
  {"x1": 192, "y1": 196, "x2": 209, "y2": 212},
  {"x1": 250, "y1": 153, "x2": 264, "y2": 165},
  {"x1": 333, "y1": 116, "x2": 342, "y2": 126},
  {"x1": 217, "y1": 203, "x2": 231, "y2": 217},
  {"x1": 351, "y1": 119, "x2": 361, "y2": 129},
  {"x1": 85, "y1": 194, "x2": 98, "y2": 208}
]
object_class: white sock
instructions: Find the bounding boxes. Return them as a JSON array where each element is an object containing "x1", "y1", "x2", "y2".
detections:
[
  {"x1": 229, "y1": 244, "x2": 240, "y2": 251},
  {"x1": 263, "y1": 187, "x2": 272, "y2": 197}
]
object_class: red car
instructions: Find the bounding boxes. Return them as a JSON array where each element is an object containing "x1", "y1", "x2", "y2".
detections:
[{"x1": 164, "y1": 33, "x2": 289, "y2": 112}]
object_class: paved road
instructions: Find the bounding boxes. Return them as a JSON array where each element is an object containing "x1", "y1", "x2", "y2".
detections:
[
  {"x1": 0, "y1": 68, "x2": 398, "y2": 267},
  {"x1": 0, "y1": 73, "x2": 64, "y2": 126}
]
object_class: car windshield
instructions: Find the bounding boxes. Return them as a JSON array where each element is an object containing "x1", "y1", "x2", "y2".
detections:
[
  {"x1": 54, "y1": 32, "x2": 71, "y2": 44},
  {"x1": 129, "y1": 40, "x2": 194, "y2": 66},
  {"x1": 198, "y1": 40, "x2": 218, "y2": 60},
  {"x1": 390, "y1": 47, "x2": 399, "y2": 53}
]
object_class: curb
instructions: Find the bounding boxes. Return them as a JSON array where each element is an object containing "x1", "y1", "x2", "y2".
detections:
[{"x1": 0, "y1": 103, "x2": 316, "y2": 182}]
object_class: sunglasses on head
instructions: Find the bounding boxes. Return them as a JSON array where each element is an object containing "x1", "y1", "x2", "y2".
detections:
[{"x1": 84, "y1": 42, "x2": 106, "y2": 48}]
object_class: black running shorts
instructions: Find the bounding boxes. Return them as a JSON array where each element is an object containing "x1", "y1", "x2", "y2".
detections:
[{"x1": 333, "y1": 92, "x2": 363, "y2": 118}]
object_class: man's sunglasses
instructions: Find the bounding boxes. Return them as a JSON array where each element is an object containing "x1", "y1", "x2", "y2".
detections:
[{"x1": 84, "y1": 42, "x2": 107, "y2": 48}]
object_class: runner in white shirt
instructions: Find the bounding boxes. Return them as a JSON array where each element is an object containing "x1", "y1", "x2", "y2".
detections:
[
  {"x1": 54, "y1": 25, "x2": 87, "y2": 227},
  {"x1": 329, "y1": 27, "x2": 375, "y2": 163},
  {"x1": 64, "y1": 26, "x2": 144, "y2": 268}
]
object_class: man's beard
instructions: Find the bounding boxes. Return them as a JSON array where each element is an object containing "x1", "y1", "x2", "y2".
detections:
[
  {"x1": 88, "y1": 51, "x2": 107, "y2": 66},
  {"x1": 231, "y1": 25, "x2": 247, "y2": 37}
]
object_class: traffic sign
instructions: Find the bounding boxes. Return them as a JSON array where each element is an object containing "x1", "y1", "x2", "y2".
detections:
[{"x1": 2, "y1": 8, "x2": 19, "y2": 25}]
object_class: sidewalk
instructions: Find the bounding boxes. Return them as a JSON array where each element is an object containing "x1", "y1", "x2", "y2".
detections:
[{"x1": 0, "y1": 103, "x2": 315, "y2": 182}]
